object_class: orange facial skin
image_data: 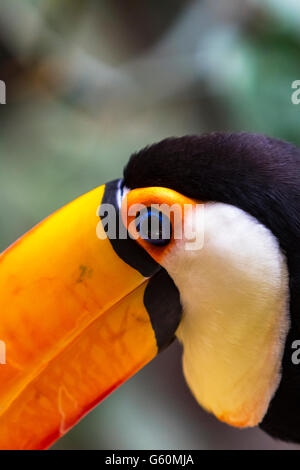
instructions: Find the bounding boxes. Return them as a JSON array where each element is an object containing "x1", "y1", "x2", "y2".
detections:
[
  {"x1": 0, "y1": 185, "x2": 157, "y2": 449},
  {"x1": 121, "y1": 187, "x2": 199, "y2": 265}
]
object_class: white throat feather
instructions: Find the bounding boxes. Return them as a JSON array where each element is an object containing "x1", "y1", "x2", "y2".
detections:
[{"x1": 161, "y1": 202, "x2": 289, "y2": 428}]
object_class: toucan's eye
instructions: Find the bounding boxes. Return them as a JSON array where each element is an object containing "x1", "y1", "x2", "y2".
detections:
[{"x1": 136, "y1": 207, "x2": 172, "y2": 246}]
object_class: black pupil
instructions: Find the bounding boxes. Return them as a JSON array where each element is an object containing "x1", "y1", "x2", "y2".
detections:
[{"x1": 136, "y1": 208, "x2": 172, "y2": 246}]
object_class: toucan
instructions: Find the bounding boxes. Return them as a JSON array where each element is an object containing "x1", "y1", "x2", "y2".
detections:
[{"x1": 0, "y1": 132, "x2": 300, "y2": 449}]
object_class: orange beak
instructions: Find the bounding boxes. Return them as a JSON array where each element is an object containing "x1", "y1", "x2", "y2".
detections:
[{"x1": 0, "y1": 182, "x2": 161, "y2": 449}]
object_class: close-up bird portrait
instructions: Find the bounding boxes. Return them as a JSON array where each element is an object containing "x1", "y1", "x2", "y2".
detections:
[{"x1": 1, "y1": 0, "x2": 300, "y2": 454}]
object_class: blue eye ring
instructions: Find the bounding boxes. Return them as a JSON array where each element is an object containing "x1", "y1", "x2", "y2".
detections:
[{"x1": 135, "y1": 207, "x2": 172, "y2": 246}]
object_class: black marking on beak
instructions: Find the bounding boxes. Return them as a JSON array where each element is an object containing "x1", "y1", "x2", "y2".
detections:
[
  {"x1": 100, "y1": 179, "x2": 182, "y2": 351},
  {"x1": 144, "y1": 268, "x2": 182, "y2": 350},
  {"x1": 101, "y1": 179, "x2": 159, "y2": 277}
]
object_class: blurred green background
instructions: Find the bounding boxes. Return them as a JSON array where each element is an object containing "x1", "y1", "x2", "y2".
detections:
[{"x1": 1, "y1": 0, "x2": 300, "y2": 450}]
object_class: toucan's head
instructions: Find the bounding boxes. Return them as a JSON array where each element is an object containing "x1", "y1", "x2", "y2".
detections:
[{"x1": 0, "y1": 132, "x2": 300, "y2": 449}]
